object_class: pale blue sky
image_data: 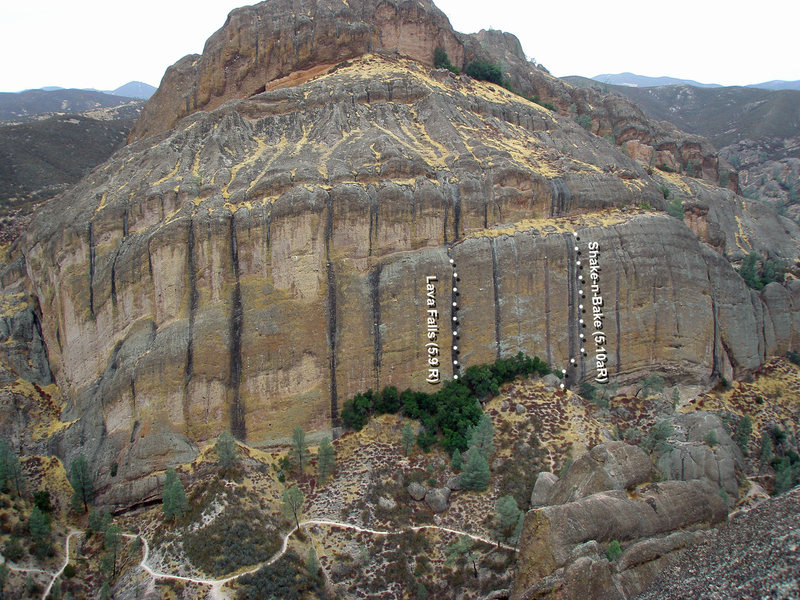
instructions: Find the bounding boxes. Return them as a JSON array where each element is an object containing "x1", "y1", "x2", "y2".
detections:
[{"x1": 2, "y1": 0, "x2": 797, "y2": 92}]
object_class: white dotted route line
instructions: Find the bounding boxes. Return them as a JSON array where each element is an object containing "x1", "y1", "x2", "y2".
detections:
[{"x1": 450, "y1": 256, "x2": 460, "y2": 380}]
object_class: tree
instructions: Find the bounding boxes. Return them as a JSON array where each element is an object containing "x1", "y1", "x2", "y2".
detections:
[
  {"x1": 104, "y1": 524, "x2": 121, "y2": 579},
  {"x1": 760, "y1": 431, "x2": 775, "y2": 471},
  {"x1": 282, "y1": 485, "x2": 304, "y2": 530},
  {"x1": 215, "y1": 431, "x2": 238, "y2": 471},
  {"x1": 451, "y1": 448, "x2": 462, "y2": 471},
  {"x1": 306, "y1": 546, "x2": 319, "y2": 579},
  {"x1": 444, "y1": 535, "x2": 479, "y2": 578},
  {"x1": 401, "y1": 423, "x2": 415, "y2": 456},
  {"x1": 88, "y1": 508, "x2": 111, "y2": 537},
  {"x1": 467, "y1": 414, "x2": 494, "y2": 460},
  {"x1": 460, "y1": 448, "x2": 490, "y2": 491},
  {"x1": 69, "y1": 454, "x2": 92, "y2": 513},
  {"x1": 317, "y1": 437, "x2": 336, "y2": 482},
  {"x1": 0, "y1": 562, "x2": 9, "y2": 600},
  {"x1": 464, "y1": 60, "x2": 503, "y2": 85},
  {"x1": 289, "y1": 426, "x2": 309, "y2": 472},
  {"x1": 0, "y1": 440, "x2": 22, "y2": 497},
  {"x1": 734, "y1": 415, "x2": 752, "y2": 454},
  {"x1": 29, "y1": 506, "x2": 51, "y2": 559},
  {"x1": 494, "y1": 495, "x2": 523, "y2": 546},
  {"x1": 162, "y1": 468, "x2": 188, "y2": 521}
]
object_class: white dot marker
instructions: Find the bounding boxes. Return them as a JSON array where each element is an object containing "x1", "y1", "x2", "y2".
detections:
[
  {"x1": 578, "y1": 275, "x2": 583, "y2": 281},
  {"x1": 573, "y1": 232, "x2": 578, "y2": 237},
  {"x1": 579, "y1": 318, "x2": 584, "y2": 324},
  {"x1": 580, "y1": 347, "x2": 585, "y2": 353},
  {"x1": 580, "y1": 334, "x2": 585, "y2": 339},
  {"x1": 560, "y1": 383, "x2": 565, "y2": 389},
  {"x1": 570, "y1": 358, "x2": 576, "y2": 364},
  {"x1": 561, "y1": 369, "x2": 566, "y2": 374},
  {"x1": 453, "y1": 330, "x2": 458, "y2": 336},
  {"x1": 576, "y1": 260, "x2": 581, "y2": 266},
  {"x1": 453, "y1": 272, "x2": 458, "y2": 278},
  {"x1": 454, "y1": 375, "x2": 459, "y2": 379},
  {"x1": 453, "y1": 345, "x2": 458, "y2": 350},
  {"x1": 578, "y1": 290, "x2": 583, "y2": 295},
  {"x1": 579, "y1": 304, "x2": 584, "y2": 310},
  {"x1": 453, "y1": 287, "x2": 458, "y2": 292},
  {"x1": 454, "y1": 360, "x2": 459, "y2": 365},
  {"x1": 574, "y1": 246, "x2": 579, "y2": 252},
  {"x1": 452, "y1": 302, "x2": 457, "y2": 307},
  {"x1": 453, "y1": 317, "x2": 458, "y2": 321},
  {"x1": 449, "y1": 259, "x2": 454, "y2": 264}
]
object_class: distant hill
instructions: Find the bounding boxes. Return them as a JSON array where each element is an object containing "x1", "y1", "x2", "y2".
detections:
[
  {"x1": 0, "y1": 88, "x2": 137, "y2": 123},
  {"x1": 110, "y1": 81, "x2": 156, "y2": 99},
  {"x1": 0, "y1": 101, "x2": 143, "y2": 242},
  {"x1": 562, "y1": 75, "x2": 800, "y2": 216},
  {"x1": 748, "y1": 79, "x2": 800, "y2": 91},
  {"x1": 590, "y1": 72, "x2": 721, "y2": 88},
  {"x1": 588, "y1": 72, "x2": 800, "y2": 91},
  {"x1": 590, "y1": 84, "x2": 800, "y2": 150}
]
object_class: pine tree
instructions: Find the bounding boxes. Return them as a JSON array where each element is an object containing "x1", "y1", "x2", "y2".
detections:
[
  {"x1": 215, "y1": 431, "x2": 238, "y2": 471},
  {"x1": 467, "y1": 414, "x2": 494, "y2": 459},
  {"x1": 306, "y1": 546, "x2": 319, "y2": 579},
  {"x1": 290, "y1": 426, "x2": 309, "y2": 471},
  {"x1": 69, "y1": 454, "x2": 93, "y2": 513},
  {"x1": 461, "y1": 448, "x2": 490, "y2": 491},
  {"x1": 5, "y1": 449, "x2": 22, "y2": 497},
  {"x1": 88, "y1": 508, "x2": 111, "y2": 537},
  {"x1": 104, "y1": 524, "x2": 121, "y2": 579},
  {"x1": 317, "y1": 437, "x2": 336, "y2": 482},
  {"x1": 494, "y1": 495, "x2": 522, "y2": 545},
  {"x1": 282, "y1": 485, "x2": 304, "y2": 530},
  {"x1": 444, "y1": 535, "x2": 479, "y2": 578},
  {"x1": 0, "y1": 563, "x2": 9, "y2": 600},
  {"x1": 162, "y1": 468, "x2": 187, "y2": 521},
  {"x1": 401, "y1": 422, "x2": 415, "y2": 455},
  {"x1": 28, "y1": 506, "x2": 51, "y2": 559},
  {"x1": 451, "y1": 449, "x2": 462, "y2": 471}
]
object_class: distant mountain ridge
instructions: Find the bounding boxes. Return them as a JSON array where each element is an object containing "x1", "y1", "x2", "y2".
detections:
[
  {"x1": 588, "y1": 72, "x2": 800, "y2": 91},
  {"x1": 591, "y1": 72, "x2": 722, "y2": 88}
]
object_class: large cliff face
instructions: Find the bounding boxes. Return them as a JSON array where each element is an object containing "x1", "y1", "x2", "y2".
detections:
[{"x1": 2, "y1": 3, "x2": 799, "y2": 512}]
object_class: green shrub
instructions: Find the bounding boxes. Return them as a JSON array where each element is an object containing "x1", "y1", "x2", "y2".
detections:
[
  {"x1": 733, "y1": 415, "x2": 752, "y2": 455},
  {"x1": 464, "y1": 60, "x2": 503, "y2": 85},
  {"x1": 660, "y1": 185, "x2": 670, "y2": 199},
  {"x1": 605, "y1": 540, "x2": 622, "y2": 561},
  {"x1": 642, "y1": 420, "x2": 674, "y2": 454},
  {"x1": 666, "y1": 196, "x2": 684, "y2": 220},
  {"x1": 342, "y1": 353, "x2": 549, "y2": 453},
  {"x1": 577, "y1": 114, "x2": 592, "y2": 130},
  {"x1": 738, "y1": 252, "x2": 785, "y2": 290},
  {"x1": 704, "y1": 430, "x2": 718, "y2": 447},
  {"x1": 433, "y1": 47, "x2": 460, "y2": 74}
]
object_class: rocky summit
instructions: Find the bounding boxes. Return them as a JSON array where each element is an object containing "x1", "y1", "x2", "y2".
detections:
[{"x1": 0, "y1": 1, "x2": 798, "y2": 599}]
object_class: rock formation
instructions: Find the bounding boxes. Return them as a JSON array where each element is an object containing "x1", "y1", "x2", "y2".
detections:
[
  {"x1": 512, "y1": 443, "x2": 729, "y2": 600},
  {"x1": 1, "y1": 0, "x2": 798, "y2": 515}
]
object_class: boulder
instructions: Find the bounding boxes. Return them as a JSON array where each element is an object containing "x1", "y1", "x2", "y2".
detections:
[
  {"x1": 542, "y1": 374, "x2": 562, "y2": 388},
  {"x1": 512, "y1": 479, "x2": 728, "y2": 599},
  {"x1": 530, "y1": 472, "x2": 559, "y2": 507},
  {"x1": 424, "y1": 487, "x2": 451, "y2": 513},
  {"x1": 446, "y1": 475, "x2": 462, "y2": 491},
  {"x1": 407, "y1": 482, "x2": 427, "y2": 501},
  {"x1": 546, "y1": 442, "x2": 653, "y2": 505},
  {"x1": 656, "y1": 411, "x2": 743, "y2": 500},
  {"x1": 378, "y1": 496, "x2": 397, "y2": 511}
]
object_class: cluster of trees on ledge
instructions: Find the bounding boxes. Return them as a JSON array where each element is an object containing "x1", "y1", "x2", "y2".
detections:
[
  {"x1": 433, "y1": 48, "x2": 556, "y2": 112},
  {"x1": 341, "y1": 352, "x2": 552, "y2": 453}
]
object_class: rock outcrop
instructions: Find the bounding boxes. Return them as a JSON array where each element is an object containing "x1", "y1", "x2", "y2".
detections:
[
  {"x1": 513, "y1": 476, "x2": 727, "y2": 599},
  {"x1": 545, "y1": 442, "x2": 653, "y2": 505},
  {"x1": 1, "y1": 1, "x2": 798, "y2": 511},
  {"x1": 656, "y1": 411, "x2": 744, "y2": 500}
]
